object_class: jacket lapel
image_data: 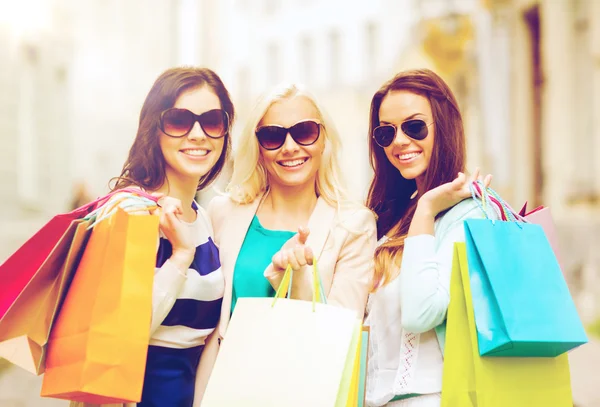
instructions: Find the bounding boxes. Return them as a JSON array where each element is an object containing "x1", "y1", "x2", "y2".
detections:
[
  {"x1": 306, "y1": 197, "x2": 336, "y2": 261},
  {"x1": 218, "y1": 193, "x2": 262, "y2": 337},
  {"x1": 224, "y1": 196, "x2": 261, "y2": 277}
]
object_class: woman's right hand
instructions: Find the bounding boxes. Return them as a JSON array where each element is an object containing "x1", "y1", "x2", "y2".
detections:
[
  {"x1": 272, "y1": 226, "x2": 314, "y2": 272},
  {"x1": 151, "y1": 194, "x2": 195, "y2": 271}
]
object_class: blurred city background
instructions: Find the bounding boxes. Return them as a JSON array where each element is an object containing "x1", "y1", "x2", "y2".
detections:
[{"x1": 0, "y1": 0, "x2": 599, "y2": 405}]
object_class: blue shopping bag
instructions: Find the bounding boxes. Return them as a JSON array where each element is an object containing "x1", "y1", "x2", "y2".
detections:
[{"x1": 463, "y1": 185, "x2": 588, "y2": 357}]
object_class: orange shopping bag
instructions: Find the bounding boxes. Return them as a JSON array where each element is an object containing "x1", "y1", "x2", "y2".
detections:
[{"x1": 41, "y1": 206, "x2": 159, "y2": 404}]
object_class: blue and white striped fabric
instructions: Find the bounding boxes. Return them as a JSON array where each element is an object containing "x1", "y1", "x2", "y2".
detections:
[{"x1": 140, "y1": 201, "x2": 224, "y2": 407}]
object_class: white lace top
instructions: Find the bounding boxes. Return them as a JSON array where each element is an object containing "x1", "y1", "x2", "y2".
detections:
[{"x1": 364, "y1": 199, "x2": 492, "y2": 406}]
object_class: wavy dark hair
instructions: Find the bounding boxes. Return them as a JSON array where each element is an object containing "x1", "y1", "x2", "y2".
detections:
[
  {"x1": 366, "y1": 69, "x2": 465, "y2": 290},
  {"x1": 112, "y1": 67, "x2": 234, "y2": 192}
]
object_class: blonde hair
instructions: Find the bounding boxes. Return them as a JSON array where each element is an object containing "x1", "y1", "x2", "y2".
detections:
[{"x1": 227, "y1": 83, "x2": 349, "y2": 207}]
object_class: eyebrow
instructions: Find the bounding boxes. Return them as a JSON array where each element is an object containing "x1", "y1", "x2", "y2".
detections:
[{"x1": 380, "y1": 113, "x2": 425, "y2": 125}]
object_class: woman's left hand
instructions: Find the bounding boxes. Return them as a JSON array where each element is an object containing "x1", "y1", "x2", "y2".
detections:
[{"x1": 418, "y1": 168, "x2": 492, "y2": 217}]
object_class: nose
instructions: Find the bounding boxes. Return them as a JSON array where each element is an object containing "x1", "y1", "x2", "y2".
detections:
[
  {"x1": 187, "y1": 121, "x2": 207, "y2": 141},
  {"x1": 391, "y1": 127, "x2": 411, "y2": 147},
  {"x1": 280, "y1": 132, "x2": 299, "y2": 154}
]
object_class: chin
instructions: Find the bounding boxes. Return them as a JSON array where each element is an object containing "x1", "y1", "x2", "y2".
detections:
[{"x1": 398, "y1": 168, "x2": 424, "y2": 180}]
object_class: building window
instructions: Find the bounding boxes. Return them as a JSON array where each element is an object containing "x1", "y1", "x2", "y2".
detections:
[
  {"x1": 300, "y1": 35, "x2": 312, "y2": 83},
  {"x1": 329, "y1": 30, "x2": 341, "y2": 84}
]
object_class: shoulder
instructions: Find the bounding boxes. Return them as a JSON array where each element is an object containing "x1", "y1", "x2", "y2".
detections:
[
  {"x1": 194, "y1": 204, "x2": 214, "y2": 235},
  {"x1": 436, "y1": 198, "x2": 496, "y2": 233},
  {"x1": 335, "y1": 203, "x2": 377, "y2": 237},
  {"x1": 207, "y1": 194, "x2": 237, "y2": 220}
]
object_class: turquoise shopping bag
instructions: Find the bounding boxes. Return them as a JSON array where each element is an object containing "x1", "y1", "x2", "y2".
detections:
[{"x1": 464, "y1": 185, "x2": 588, "y2": 357}]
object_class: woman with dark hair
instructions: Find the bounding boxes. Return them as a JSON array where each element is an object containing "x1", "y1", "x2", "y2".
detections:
[
  {"x1": 74, "y1": 67, "x2": 234, "y2": 407},
  {"x1": 364, "y1": 69, "x2": 492, "y2": 406}
]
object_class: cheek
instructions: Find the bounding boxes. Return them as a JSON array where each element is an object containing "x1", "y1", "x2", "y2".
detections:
[
  {"x1": 383, "y1": 146, "x2": 395, "y2": 163},
  {"x1": 159, "y1": 136, "x2": 175, "y2": 155},
  {"x1": 260, "y1": 150, "x2": 276, "y2": 168},
  {"x1": 213, "y1": 137, "x2": 226, "y2": 155}
]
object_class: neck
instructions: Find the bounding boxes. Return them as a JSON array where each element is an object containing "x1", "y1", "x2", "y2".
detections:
[
  {"x1": 415, "y1": 175, "x2": 425, "y2": 195},
  {"x1": 265, "y1": 181, "x2": 318, "y2": 218},
  {"x1": 155, "y1": 171, "x2": 199, "y2": 214}
]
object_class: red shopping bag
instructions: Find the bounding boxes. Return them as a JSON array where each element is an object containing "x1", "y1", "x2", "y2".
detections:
[
  {"x1": 0, "y1": 188, "x2": 157, "y2": 319},
  {"x1": 0, "y1": 203, "x2": 99, "y2": 318}
]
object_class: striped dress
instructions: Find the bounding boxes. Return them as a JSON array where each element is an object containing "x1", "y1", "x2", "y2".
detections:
[{"x1": 140, "y1": 201, "x2": 224, "y2": 406}]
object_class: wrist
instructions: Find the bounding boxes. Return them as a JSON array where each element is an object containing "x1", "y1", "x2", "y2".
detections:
[
  {"x1": 170, "y1": 249, "x2": 194, "y2": 271},
  {"x1": 416, "y1": 198, "x2": 437, "y2": 218}
]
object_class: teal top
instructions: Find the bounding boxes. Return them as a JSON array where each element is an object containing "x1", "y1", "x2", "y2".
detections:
[{"x1": 230, "y1": 215, "x2": 296, "y2": 314}]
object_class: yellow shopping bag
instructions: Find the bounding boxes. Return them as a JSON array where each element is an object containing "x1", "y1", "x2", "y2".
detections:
[
  {"x1": 345, "y1": 326, "x2": 369, "y2": 407},
  {"x1": 203, "y1": 264, "x2": 362, "y2": 407},
  {"x1": 441, "y1": 243, "x2": 573, "y2": 406},
  {"x1": 41, "y1": 207, "x2": 158, "y2": 404}
]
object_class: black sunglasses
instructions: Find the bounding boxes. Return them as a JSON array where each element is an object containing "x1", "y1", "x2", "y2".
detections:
[
  {"x1": 255, "y1": 120, "x2": 321, "y2": 151},
  {"x1": 160, "y1": 108, "x2": 229, "y2": 138},
  {"x1": 373, "y1": 119, "x2": 432, "y2": 148}
]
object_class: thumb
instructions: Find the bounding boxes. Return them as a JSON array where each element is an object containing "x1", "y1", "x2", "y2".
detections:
[{"x1": 296, "y1": 226, "x2": 310, "y2": 245}]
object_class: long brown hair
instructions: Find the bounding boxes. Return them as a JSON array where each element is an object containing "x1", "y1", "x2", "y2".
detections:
[
  {"x1": 112, "y1": 67, "x2": 235, "y2": 192},
  {"x1": 366, "y1": 69, "x2": 465, "y2": 290}
]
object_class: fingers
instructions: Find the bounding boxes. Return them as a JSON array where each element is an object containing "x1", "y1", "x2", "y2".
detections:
[
  {"x1": 272, "y1": 251, "x2": 286, "y2": 271},
  {"x1": 483, "y1": 174, "x2": 493, "y2": 188},
  {"x1": 158, "y1": 197, "x2": 184, "y2": 218},
  {"x1": 470, "y1": 167, "x2": 481, "y2": 184},
  {"x1": 296, "y1": 226, "x2": 310, "y2": 245},
  {"x1": 304, "y1": 246, "x2": 314, "y2": 266},
  {"x1": 272, "y1": 245, "x2": 314, "y2": 272},
  {"x1": 453, "y1": 172, "x2": 466, "y2": 188}
]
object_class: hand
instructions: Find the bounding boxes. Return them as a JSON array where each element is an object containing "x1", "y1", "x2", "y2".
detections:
[
  {"x1": 151, "y1": 193, "x2": 195, "y2": 269},
  {"x1": 418, "y1": 168, "x2": 492, "y2": 217},
  {"x1": 272, "y1": 226, "x2": 314, "y2": 272}
]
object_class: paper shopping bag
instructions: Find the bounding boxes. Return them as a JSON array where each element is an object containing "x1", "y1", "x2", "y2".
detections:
[
  {"x1": 464, "y1": 218, "x2": 587, "y2": 357},
  {"x1": 203, "y1": 296, "x2": 360, "y2": 407},
  {"x1": 0, "y1": 201, "x2": 99, "y2": 319},
  {"x1": 520, "y1": 203, "x2": 564, "y2": 273},
  {"x1": 41, "y1": 207, "x2": 158, "y2": 404},
  {"x1": 441, "y1": 243, "x2": 573, "y2": 406},
  {"x1": 0, "y1": 218, "x2": 92, "y2": 374}
]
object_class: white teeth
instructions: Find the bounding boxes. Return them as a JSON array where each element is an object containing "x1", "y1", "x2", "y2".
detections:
[
  {"x1": 182, "y1": 149, "x2": 209, "y2": 156},
  {"x1": 279, "y1": 158, "x2": 307, "y2": 167},
  {"x1": 398, "y1": 152, "x2": 421, "y2": 160}
]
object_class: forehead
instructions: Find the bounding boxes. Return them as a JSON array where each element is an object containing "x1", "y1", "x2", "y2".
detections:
[
  {"x1": 173, "y1": 86, "x2": 221, "y2": 114},
  {"x1": 260, "y1": 95, "x2": 319, "y2": 127},
  {"x1": 379, "y1": 90, "x2": 431, "y2": 123}
]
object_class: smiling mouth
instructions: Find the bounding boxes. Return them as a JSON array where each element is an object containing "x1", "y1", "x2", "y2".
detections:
[
  {"x1": 277, "y1": 158, "x2": 308, "y2": 168},
  {"x1": 180, "y1": 149, "x2": 210, "y2": 157},
  {"x1": 396, "y1": 152, "x2": 422, "y2": 161}
]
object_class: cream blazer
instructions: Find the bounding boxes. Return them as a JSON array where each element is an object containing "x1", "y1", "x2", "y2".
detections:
[{"x1": 207, "y1": 192, "x2": 377, "y2": 340}]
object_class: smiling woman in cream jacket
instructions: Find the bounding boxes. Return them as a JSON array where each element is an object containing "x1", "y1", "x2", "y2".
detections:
[{"x1": 206, "y1": 84, "x2": 376, "y2": 347}]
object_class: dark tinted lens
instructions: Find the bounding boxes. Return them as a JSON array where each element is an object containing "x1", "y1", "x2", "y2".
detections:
[
  {"x1": 162, "y1": 109, "x2": 194, "y2": 137},
  {"x1": 289, "y1": 121, "x2": 320, "y2": 146},
  {"x1": 200, "y1": 109, "x2": 227, "y2": 138},
  {"x1": 256, "y1": 126, "x2": 287, "y2": 150},
  {"x1": 373, "y1": 125, "x2": 396, "y2": 147},
  {"x1": 401, "y1": 119, "x2": 428, "y2": 140}
]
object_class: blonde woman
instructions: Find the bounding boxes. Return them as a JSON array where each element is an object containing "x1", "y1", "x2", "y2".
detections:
[{"x1": 207, "y1": 83, "x2": 376, "y2": 343}]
